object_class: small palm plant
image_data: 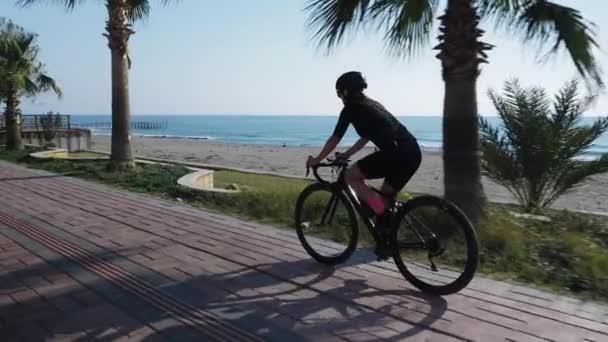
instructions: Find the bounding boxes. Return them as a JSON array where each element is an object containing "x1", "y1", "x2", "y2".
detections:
[
  {"x1": 38, "y1": 111, "x2": 63, "y2": 147},
  {"x1": 480, "y1": 79, "x2": 608, "y2": 213}
]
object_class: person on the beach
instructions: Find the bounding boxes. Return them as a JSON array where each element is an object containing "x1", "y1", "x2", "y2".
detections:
[{"x1": 306, "y1": 71, "x2": 422, "y2": 229}]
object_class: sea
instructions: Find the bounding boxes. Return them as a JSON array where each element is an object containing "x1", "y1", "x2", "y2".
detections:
[{"x1": 70, "y1": 115, "x2": 608, "y2": 160}]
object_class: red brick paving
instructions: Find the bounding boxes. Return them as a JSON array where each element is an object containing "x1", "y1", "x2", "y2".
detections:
[{"x1": 0, "y1": 161, "x2": 607, "y2": 341}]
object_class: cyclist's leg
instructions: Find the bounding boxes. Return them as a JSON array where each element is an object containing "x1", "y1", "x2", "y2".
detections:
[
  {"x1": 384, "y1": 142, "x2": 422, "y2": 199},
  {"x1": 379, "y1": 182, "x2": 398, "y2": 200},
  {"x1": 375, "y1": 149, "x2": 421, "y2": 246},
  {"x1": 345, "y1": 152, "x2": 390, "y2": 215}
]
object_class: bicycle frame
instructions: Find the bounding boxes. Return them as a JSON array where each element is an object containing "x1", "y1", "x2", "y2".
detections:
[
  {"x1": 338, "y1": 171, "x2": 385, "y2": 243},
  {"x1": 310, "y1": 159, "x2": 435, "y2": 252}
]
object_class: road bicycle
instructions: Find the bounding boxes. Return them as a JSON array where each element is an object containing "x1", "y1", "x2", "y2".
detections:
[{"x1": 294, "y1": 154, "x2": 479, "y2": 295}]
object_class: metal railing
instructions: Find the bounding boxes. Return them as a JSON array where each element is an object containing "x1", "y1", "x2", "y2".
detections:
[
  {"x1": 1, "y1": 115, "x2": 168, "y2": 131},
  {"x1": 0, "y1": 114, "x2": 71, "y2": 130}
]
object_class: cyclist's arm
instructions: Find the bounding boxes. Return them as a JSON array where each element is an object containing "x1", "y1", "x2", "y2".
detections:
[
  {"x1": 311, "y1": 109, "x2": 349, "y2": 163},
  {"x1": 343, "y1": 138, "x2": 369, "y2": 158},
  {"x1": 313, "y1": 135, "x2": 340, "y2": 162}
]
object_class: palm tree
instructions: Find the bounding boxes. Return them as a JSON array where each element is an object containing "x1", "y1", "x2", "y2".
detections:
[
  {"x1": 18, "y1": 0, "x2": 178, "y2": 169},
  {"x1": 0, "y1": 18, "x2": 62, "y2": 151},
  {"x1": 480, "y1": 79, "x2": 608, "y2": 213},
  {"x1": 305, "y1": 0, "x2": 602, "y2": 224}
]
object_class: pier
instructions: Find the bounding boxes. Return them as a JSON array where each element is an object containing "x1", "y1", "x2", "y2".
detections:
[{"x1": 72, "y1": 121, "x2": 168, "y2": 130}]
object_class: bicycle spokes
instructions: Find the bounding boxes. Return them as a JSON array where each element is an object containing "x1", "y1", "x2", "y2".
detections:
[
  {"x1": 396, "y1": 204, "x2": 469, "y2": 279},
  {"x1": 299, "y1": 189, "x2": 355, "y2": 245},
  {"x1": 401, "y1": 216, "x2": 444, "y2": 273}
]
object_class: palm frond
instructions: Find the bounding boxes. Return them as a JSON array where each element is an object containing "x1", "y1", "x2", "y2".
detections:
[
  {"x1": 480, "y1": 116, "x2": 528, "y2": 204},
  {"x1": 551, "y1": 79, "x2": 582, "y2": 132},
  {"x1": 478, "y1": 0, "x2": 524, "y2": 21},
  {"x1": 370, "y1": 0, "x2": 438, "y2": 57},
  {"x1": 304, "y1": 0, "x2": 438, "y2": 56},
  {"x1": 5, "y1": 73, "x2": 27, "y2": 92},
  {"x1": 305, "y1": 0, "x2": 372, "y2": 51},
  {"x1": 0, "y1": 17, "x2": 26, "y2": 35},
  {"x1": 0, "y1": 18, "x2": 62, "y2": 101},
  {"x1": 478, "y1": 0, "x2": 603, "y2": 90},
  {"x1": 18, "y1": 1, "x2": 179, "y2": 19},
  {"x1": 543, "y1": 154, "x2": 608, "y2": 207},
  {"x1": 17, "y1": 0, "x2": 84, "y2": 10},
  {"x1": 16, "y1": 32, "x2": 38, "y2": 57},
  {"x1": 560, "y1": 118, "x2": 608, "y2": 159},
  {"x1": 551, "y1": 81, "x2": 606, "y2": 160},
  {"x1": 37, "y1": 73, "x2": 63, "y2": 98},
  {"x1": 22, "y1": 76, "x2": 40, "y2": 96},
  {"x1": 127, "y1": 0, "x2": 151, "y2": 23},
  {"x1": 126, "y1": 0, "x2": 180, "y2": 23}
]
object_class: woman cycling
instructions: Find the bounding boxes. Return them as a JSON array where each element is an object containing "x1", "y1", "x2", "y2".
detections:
[{"x1": 306, "y1": 71, "x2": 422, "y2": 232}]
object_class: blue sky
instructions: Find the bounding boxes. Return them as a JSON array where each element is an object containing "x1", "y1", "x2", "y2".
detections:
[{"x1": 2, "y1": 0, "x2": 607, "y2": 116}]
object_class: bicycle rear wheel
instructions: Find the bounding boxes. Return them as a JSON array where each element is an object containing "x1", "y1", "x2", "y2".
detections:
[
  {"x1": 392, "y1": 196, "x2": 479, "y2": 295},
  {"x1": 294, "y1": 182, "x2": 359, "y2": 265}
]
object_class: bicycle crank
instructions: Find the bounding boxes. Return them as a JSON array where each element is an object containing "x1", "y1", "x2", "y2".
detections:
[
  {"x1": 427, "y1": 237, "x2": 445, "y2": 272},
  {"x1": 428, "y1": 256, "x2": 438, "y2": 272}
]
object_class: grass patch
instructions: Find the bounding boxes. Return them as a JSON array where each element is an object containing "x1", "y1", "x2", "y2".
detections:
[
  {"x1": 478, "y1": 205, "x2": 608, "y2": 298},
  {"x1": 214, "y1": 171, "x2": 311, "y2": 192},
  {"x1": 31, "y1": 159, "x2": 190, "y2": 195},
  {"x1": 3, "y1": 147, "x2": 608, "y2": 301},
  {"x1": 180, "y1": 171, "x2": 311, "y2": 225},
  {"x1": 51, "y1": 151, "x2": 109, "y2": 159},
  {"x1": 0, "y1": 146, "x2": 43, "y2": 162}
]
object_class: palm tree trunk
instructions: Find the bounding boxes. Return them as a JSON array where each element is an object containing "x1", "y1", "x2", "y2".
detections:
[
  {"x1": 4, "y1": 91, "x2": 23, "y2": 151},
  {"x1": 105, "y1": 0, "x2": 134, "y2": 169},
  {"x1": 435, "y1": 0, "x2": 493, "y2": 224},
  {"x1": 443, "y1": 77, "x2": 485, "y2": 223}
]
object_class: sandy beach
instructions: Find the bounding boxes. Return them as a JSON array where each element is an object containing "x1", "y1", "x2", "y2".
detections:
[{"x1": 92, "y1": 135, "x2": 608, "y2": 214}]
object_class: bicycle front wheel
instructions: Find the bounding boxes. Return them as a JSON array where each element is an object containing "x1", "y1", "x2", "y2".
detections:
[
  {"x1": 294, "y1": 182, "x2": 359, "y2": 265},
  {"x1": 392, "y1": 196, "x2": 479, "y2": 295}
]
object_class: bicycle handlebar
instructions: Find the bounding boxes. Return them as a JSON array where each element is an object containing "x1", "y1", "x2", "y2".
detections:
[{"x1": 306, "y1": 153, "x2": 350, "y2": 183}]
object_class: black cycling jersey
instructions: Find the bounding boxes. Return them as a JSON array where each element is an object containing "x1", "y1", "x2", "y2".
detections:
[{"x1": 332, "y1": 96, "x2": 416, "y2": 151}]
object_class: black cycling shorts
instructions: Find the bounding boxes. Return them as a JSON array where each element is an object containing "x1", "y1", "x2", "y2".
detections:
[{"x1": 356, "y1": 141, "x2": 422, "y2": 192}]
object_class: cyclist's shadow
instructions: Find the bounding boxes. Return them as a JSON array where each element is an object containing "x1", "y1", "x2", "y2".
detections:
[
  {"x1": 143, "y1": 282, "x2": 447, "y2": 341},
  {"x1": 175, "y1": 253, "x2": 449, "y2": 341}
]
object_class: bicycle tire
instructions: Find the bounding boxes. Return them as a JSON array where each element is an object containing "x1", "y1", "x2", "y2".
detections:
[
  {"x1": 392, "y1": 195, "x2": 479, "y2": 295},
  {"x1": 294, "y1": 182, "x2": 359, "y2": 265}
]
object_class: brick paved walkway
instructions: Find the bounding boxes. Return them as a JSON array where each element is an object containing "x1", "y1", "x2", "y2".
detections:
[{"x1": 0, "y1": 161, "x2": 607, "y2": 341}]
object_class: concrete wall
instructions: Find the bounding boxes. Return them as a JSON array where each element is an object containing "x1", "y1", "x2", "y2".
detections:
[{"x1": 0, "y1": 129, "x2": 91, "y2": 152}]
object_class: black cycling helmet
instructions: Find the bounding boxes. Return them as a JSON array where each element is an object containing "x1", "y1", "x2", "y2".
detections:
[{"x1": 336, "y1": 71, "x2": 367, "y2": 92}]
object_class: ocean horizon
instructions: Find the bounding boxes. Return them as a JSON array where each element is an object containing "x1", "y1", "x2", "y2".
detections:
[{"x1": 69, "y1": 114, "x2": 608, "y2": 159}]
